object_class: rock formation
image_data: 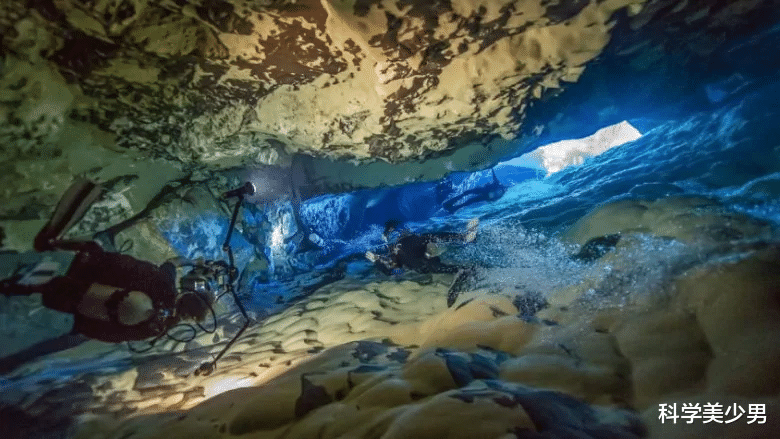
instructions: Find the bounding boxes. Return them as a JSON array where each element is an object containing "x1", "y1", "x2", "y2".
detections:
[
  {"x1": 1, "y1": 197, "x2": 775, "y2": 438},
  {"x1": 2, "y1": 1, "x2": 780, "y2": 438},
  {"x1": 2, "y1": 0, "x2": 777, "y2": 217}
]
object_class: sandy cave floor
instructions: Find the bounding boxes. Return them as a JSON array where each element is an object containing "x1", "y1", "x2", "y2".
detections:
[{"x1": 2, "y1": 197, "x2": 780, "y2": 439}]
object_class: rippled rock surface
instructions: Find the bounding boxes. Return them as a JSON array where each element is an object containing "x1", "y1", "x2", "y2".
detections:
[
  {"x1": 2, "y1": 1, "x2": 780, "y2": 439},
  {"x1": 2, "y1": 197, "x2": 780, "y2": 438}
]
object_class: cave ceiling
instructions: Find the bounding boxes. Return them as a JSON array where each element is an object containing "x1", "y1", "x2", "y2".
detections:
[{"x1": 0, "y1": 0, "x2": 777, "y2": 205}]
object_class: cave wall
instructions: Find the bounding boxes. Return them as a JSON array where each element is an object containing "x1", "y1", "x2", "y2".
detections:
[
  {"x1": 1, "y1": 0, "x2": 779, "y2": 246},
  {"x1": 2, "y1": 0, "x2": 649, "y2": 167}
]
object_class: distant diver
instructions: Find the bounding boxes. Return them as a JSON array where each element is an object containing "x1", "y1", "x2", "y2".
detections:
[
  {"x1": 442, "y1": 168, "x2": 506, "y2": 213},
  {"x1": 0, "y1": 178, "x2": 253, "y2": 376},
  {"x1": 366, "y1": 218, "x2": 479, "y2": 307}
]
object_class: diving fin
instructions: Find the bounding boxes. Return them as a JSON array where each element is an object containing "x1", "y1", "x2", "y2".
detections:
[
  {"x1": 34, "y1": 178, "x2": 103, "y2": 251},
  {"x1": 447, "y1": 267, "x2": 476, "y2": 307}
]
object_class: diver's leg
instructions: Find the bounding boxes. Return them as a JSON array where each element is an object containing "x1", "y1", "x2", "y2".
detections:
[
  {"x1": 0, "y1": 275, "x2": 84, "y2": 374},
  {"x1": 36, "y1": 277, "x2": 82, "y2": 315},
  {"x1": 427, "y1": 232, "x2": 467, "y2": 243},
  {"x1": 0, "y1": 333, "x2": 88, "y2": 375},
  {"x1": 1, "y1": 251, "x2": 76, "y2": 296},
  {"x1": 421, "y1": 257, "x2": 461, "y2": 274},
  {"x1": 426, "y1": 218, "x2": 479, "y2": 244},
  {"x1": 34, "y1": 179, "x2": 102, "y2": 251},
  {"x1": 1, "y1": 277, "x2": 79, "y2": 318},
  {"x1": 0, "y1": 278, "x2": 37, "y2": 296}
]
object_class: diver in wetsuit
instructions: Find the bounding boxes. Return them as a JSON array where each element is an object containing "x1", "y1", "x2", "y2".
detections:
[
  {"x1": 0, "y1": 179, "x2": 218, "y2": 373},
  {"x1": 442, "y1": 169, "x2": 506, "y2": 213},
  {"x1": 366, "y1": 219, "x2": 479, "y2": 307},
  {"x1": 2, "y1": 242, "x2": 182, "y2": 342}
]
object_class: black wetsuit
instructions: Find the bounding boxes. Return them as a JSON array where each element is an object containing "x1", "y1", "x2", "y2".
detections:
[
  {"x1": 371, "y1": 230, "x2": 476, "y2": 307},
  {"x1": 385, "y1": 233, "x2": 463, "y2": 274},
  {"x1": 2, "y1": 242, "x2": 178, "y2": 342}
]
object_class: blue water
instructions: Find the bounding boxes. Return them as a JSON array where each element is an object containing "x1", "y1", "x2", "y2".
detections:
[
  {"x1": 216, "y1": 78, "x2": 772, "y2": 308},
  {"x1": 7, "y1": 68, "x2": 778, "y2": 401},
  {"x1": 3, "y1": 18, "x2": 780, "y2": 430},
  {"x1": 149, "y1": 22, "x2": 780, "y2": 317}
]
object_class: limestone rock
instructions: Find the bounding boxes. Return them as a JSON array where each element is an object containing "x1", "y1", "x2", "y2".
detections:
[
  {"x1": 3, "y1": 0, "x2": 648, "y2": 165},
  {"x1": 3, "y1": 0, "x2": 768, "y2": 176}
]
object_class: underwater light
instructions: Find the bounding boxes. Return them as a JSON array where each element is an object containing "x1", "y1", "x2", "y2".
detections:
[
  {"x1": 203, "y1": 375, "x2": 256, "y2": 399},
  {"x1": 270, "y1": 223, "x2": 285, "y2": 249},
  {"x1": 222, "y1": 181, "x2": 257, "y2": 199}
]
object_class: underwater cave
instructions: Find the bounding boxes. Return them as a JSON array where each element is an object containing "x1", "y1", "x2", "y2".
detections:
[{"x1": 1, "y1": 0, "x2": 780, "y2": 437}]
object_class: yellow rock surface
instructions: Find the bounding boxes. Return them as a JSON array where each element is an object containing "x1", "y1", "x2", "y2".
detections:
[{"x1": 0, "y1": 197, "x2": 773, "y2": 439}]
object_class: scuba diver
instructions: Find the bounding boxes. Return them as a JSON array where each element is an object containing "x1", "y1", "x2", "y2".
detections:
[
  {"x1": 365, "y1": 218, "x2": 479, "y2": 307},
  {"x1": 364, "y1": 219, "x2": 623, "y2": 309},
  {"x1": 442, "y1": 169, "x2": 507, "y2": 213},
  {"x1": 0, "y1": 179, "x2": 254, "y2": 376}
]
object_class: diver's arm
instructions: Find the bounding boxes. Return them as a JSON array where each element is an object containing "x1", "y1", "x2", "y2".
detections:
[{"x1": 366, "y1": 251, "x2": 397, "y2": 275}]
